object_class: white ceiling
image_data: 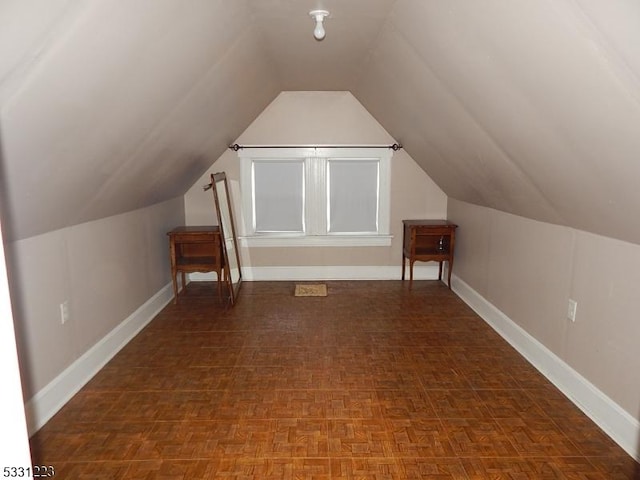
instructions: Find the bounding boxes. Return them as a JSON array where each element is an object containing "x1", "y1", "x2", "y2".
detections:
[
  {"x1": 2, "y1": 0, "x2": 640, "y2": 244},
  {"x1": 247, "y1": 0, "x2": 397, "y2": 90}
]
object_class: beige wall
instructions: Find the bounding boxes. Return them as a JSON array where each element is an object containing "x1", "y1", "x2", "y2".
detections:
[
  {"x1": 7, "y1": 198, "x2": 183, "y2": 400},
  {"x1": 185, "y1": 91, "x2": 447, "y2": 272},
  {"x1": 448, "y1": 198, "x2": 640, "y2": 422}
]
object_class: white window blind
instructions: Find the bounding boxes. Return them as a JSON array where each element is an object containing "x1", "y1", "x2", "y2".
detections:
[
  {"x1": 253, "y1": 160, "x2": 304, "y2": 233},
  {"x1": 328, "y1": 159, "x2": 379, "y2": 234}
]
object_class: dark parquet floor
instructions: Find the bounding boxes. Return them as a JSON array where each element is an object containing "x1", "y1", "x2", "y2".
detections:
[{"x1": 30, "y1": 281, "x2": 640, "y2": 479}]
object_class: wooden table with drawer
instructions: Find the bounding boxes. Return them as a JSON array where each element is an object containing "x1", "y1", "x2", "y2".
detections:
[
  {"x1": 402, "y1": 219, "x2": 458, "y2": 289},
  {"x1": 167, "y1": 226, "x2": 224, "y2": 303}
]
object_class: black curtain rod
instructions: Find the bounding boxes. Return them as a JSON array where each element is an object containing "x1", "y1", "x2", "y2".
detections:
[{"x1": 229, "y1": 143, "x2": 403, "y2": 151}]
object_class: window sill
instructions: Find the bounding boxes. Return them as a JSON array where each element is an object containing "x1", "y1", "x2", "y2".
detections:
[{"x1": 239, "y1": 234, "x2": 393, "y2": 248}]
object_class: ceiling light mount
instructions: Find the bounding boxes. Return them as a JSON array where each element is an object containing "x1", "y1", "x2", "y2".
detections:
[{"x1": 309, "y1": 9, "x2": 330, "y2": 41}]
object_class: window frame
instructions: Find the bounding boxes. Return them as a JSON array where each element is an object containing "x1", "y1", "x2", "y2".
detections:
[{"x1": 238, "y1": 147, "x2": 392, "y2": 247}]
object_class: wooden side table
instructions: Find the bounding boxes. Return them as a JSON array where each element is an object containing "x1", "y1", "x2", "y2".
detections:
[
  {"x1": 167, "y1": 226, "x2": 224, "y2": 303},
  {"x1": 402, "y1": 220, "x2": 458, "y2": 289}
]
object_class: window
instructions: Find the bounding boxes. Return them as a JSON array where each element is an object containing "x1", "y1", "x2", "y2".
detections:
[{"x1": 239, "y1": 147, "x2": 393, "y2": 246}]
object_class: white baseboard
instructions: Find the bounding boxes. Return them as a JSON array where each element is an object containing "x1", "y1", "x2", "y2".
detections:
[
  {"x1": 24, "y1": 283, "x2": 174, "y2": 435},
  {"x1": 451, "y1": 275, "x2": 640, "y2": 462},
  {"x1": 190, "y1": 264, "x2": 440, "y2": 282}
]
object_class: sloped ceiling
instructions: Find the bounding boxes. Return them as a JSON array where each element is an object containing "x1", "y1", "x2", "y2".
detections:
[{"x1": 1, "y1": 0, "x2": 640, "y2": 244}]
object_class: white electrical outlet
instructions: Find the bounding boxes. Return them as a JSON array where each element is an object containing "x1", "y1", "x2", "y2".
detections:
[
  {"x1": 567, "y1": 299, "x2": 577, "y2": 322},
  {"x1": 59, "y1": 301, "x2": 69, "y2": 324}
]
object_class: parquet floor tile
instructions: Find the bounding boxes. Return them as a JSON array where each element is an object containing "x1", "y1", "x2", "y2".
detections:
[
  {"x1": 495, "y1": 417, "x2": 582, "y2": 457},
  {"x1": 387, "y1": 418, "x2": 456, "y2": 457},
  {"x1": 444, "y1": 418, "x2": 520, "y2": 457},
  {"x1": 475, "y1": 389, "x2": 547, "y2": 420},
  {"x1": 553, "y1": 415, "x2": 628, "y2": 457},
  {"x1": 330, "y1": 458, "x2": 402, "y2": 479},
  {"x1": 126, "y1": 459, "x2": 222, "y2": 479},
  {"x1": 417, "y1": 365, "x2": 474, "y2": 390},
  {"x1": 214, "y1": 458, "x2": 331, "y2": 479},
  {"x1": 376, "y1": 389, "x2": 437, "y2": 419},
  {"x1": 460, "y1": 456, "x2": 604, "y2": 479},
  {"x1": 86, "y1": 365, "x2": 235, "y2": 391},
  {"x1": 400, "y1": 458, "x2": 470, "y2": 479},
  {"x1": 29, "y1": 280, "x2": 639, "y2": 479},
  {"x1": 54, "y1": 462, "x2": 134, "y2": 479},
  {"x1": 328, "y1": 419, "x2": 392, "y2": 457},
  {"x1": 428, "y1": 390, "x2": 493, "y2": 419},
  {"x1": 524, "y1": 385, "x2": 588, "y2": 418}
]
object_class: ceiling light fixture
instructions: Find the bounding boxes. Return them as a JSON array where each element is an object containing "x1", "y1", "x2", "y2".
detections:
[{"x1": 309, "y1": 9, "x2": 330, "y2": 41}]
